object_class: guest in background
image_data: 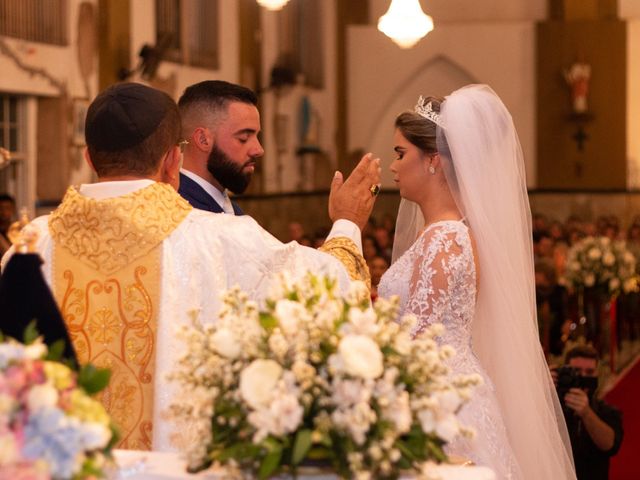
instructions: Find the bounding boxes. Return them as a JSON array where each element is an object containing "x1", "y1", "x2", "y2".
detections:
[
  {"x1": 533, "y1": 212, "x2": 548, "y2": 233},
  {"x1": 287, "y1": 221, "x2": 306, "y2": 243},
  {"x1": 535, "y1": 257, "x2": 569, "y2": 357},
  {"x1": 362, "y1": 235, "x2": 380, "y2": 261},
  {"x1": 367, "y1": 254, "x2": 389, "y2": 301},
  {"x1": 533, "y1": 229, "x2": 555, "y2": 261},
  {"x1": 373, "y1": 225, "x2": 393, "y2": 260},
  {"x1": 0, "y1": 193, "x2": 16, "y2": 257}
]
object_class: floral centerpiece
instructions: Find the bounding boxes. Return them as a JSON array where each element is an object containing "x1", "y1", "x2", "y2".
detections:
[
  {"x1": 169, "y1": 274, "x2": 481, "y2": 479},
  {"x1": 0, "y1": 328, "x2": 116, "y2": 479},
  {"x1": 562, "y1": 236, "x2": 638, "y2": 295}
]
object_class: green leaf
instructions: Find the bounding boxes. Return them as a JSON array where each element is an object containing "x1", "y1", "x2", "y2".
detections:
[
  {"x1": 23, "y1": 320, "x2": 39, "y2": 344},
  {"x1": 306, "y1": 446, "x2": 331, "y2": 460},
  {"x1": 258, "y1": 446, "x2": 282, "y2": 480},
  {"x1": 395, "y1": 439, "x2": 417, "y2": 461},
  {"x1": 259, "y1": 312, "x2": 278, "y2": 331},
  {"x1": 292, "y1": 429, "x2": 312, "y2": 465},
  {"x1": 45, "y1": 339, "x2": 65, "y2": 361},
  {"x1": 78, "y1": 364, "x2": 111, "y2": 394}
]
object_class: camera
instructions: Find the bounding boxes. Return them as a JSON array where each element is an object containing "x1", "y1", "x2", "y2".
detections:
[{"x1": 556, "y1": 366, "x2": 598, "y2": 406}]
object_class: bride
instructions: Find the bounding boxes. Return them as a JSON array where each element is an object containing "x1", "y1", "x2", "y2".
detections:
[{"x1": 377, "y1": 85, "x2": 576, "y2": 479}]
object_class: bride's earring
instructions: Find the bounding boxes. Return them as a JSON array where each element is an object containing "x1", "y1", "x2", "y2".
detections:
[{"x1": 429, "y1": 163, "x2": 436, "y2": 175}]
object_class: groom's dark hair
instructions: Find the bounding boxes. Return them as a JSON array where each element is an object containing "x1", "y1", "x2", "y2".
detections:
[{"x1": 178, "y1": 80, "x2": 258, "y2": 138}]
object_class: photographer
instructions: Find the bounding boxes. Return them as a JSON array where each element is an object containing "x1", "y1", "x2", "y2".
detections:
[{"x1": 552, "y1": 346, "x2": 623, "y2": 480}]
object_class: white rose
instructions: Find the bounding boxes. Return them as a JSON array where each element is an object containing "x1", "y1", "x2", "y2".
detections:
[
  {"x1": 338, "y1": 335, "x2": 383, "y2": 379},
  {"x1": 347, "y1": 308, "x2": 379, "y2": 337},
  {"x1": 27, "y1": 383, "x2": 59, "y2": 411},
  {"x1": 418, "y1": 409, "x2": 436, "y2": 433},
  {"x1": 275, "y1": 300, "x2": 308, "y2": 335},
  {"x1": 240, "y1": 360, "x2": 282, "y2": 409},
  {"x1": 603, "y1": 252, "x2": 616, "y2": 267},
  {"x1": 588, "y1": 248, "x2": 602, "y2": 260},
  {"x1": 271, "y1": 394, "x2": 304, "y2": 434},
  {"x1": 80, "y1": 422, "x2": 112, "y2": 450},
  {"x1": 210, "y1": 328, "x2": 241, "y2": 359},
  {"x1": 24, "y1": 342, "x2": 47, "y2": 360},
  {"x1": 435, "y1": 413, "x2": 460, "y2": 442}
]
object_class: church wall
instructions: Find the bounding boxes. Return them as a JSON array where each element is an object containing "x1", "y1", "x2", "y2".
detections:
[
  {"x1": 0, "y1": 0, "x2": 97, "y2": 98},
  {"x1": 258, "y1": 0, "x2": 338, "y2": 193},
  {"x1": 619, "y1": 0, "x2": 640, "y2": 18},
  {"x1": 626, "y1": 20, "x2": 640, "y2": 188},
  {"x1": 129, "y1": 0, "x2": 240, "y2": 99},
  {"x1": 536, "y1": 19, "x2": 627, "y2": 190},
  {"x1": 347, "y1": 22, "x2": 537, "y2": 187},
  {"x1": 0, "y1": 0, "x2": 100, "y2": 216}
]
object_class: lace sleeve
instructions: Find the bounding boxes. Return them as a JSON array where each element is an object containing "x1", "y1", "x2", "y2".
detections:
[{"x1": 407, "y1": 225, "x2": 473, "y2": 337}]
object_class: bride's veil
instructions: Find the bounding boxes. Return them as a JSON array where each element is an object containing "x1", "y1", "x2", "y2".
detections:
[{"x1": 430, "y1": 84, "x2": 574, "y2": 479}]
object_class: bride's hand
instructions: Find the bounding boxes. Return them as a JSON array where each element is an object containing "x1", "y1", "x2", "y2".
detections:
[{"x1": 328, "y1": 152, "x2": 381, "y2": 230}]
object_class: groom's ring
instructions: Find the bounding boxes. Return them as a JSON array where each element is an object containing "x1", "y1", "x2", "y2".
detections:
[{"x1": 369, "y1": 184, "x2": 381, "y2": 197}]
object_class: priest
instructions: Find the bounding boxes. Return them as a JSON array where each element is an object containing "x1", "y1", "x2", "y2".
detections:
[{"x1": 1, "y1": 83, "x2": 380, "y2": 451}]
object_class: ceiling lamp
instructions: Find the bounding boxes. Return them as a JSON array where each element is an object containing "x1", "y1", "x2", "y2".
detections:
[
  {"x1": 378, "y1": 0, "x2": 434, "y2": 48},
  {"x1": 256, "y1": 0, "x2": 290, "y2": 11}
]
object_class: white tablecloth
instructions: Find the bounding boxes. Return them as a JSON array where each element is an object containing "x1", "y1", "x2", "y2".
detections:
[{"x1": 112, "y1": 450, "x2": 495, "y2": 480}]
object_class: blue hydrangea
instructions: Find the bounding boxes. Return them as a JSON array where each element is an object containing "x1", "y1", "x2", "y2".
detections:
[{"x1": 22, "y1": 406, "x2": 87, "y2": 478}]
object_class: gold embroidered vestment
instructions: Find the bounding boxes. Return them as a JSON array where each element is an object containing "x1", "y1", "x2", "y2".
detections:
[{"x1": 49, "y1": 183, "x2": 192, "y2": 450}]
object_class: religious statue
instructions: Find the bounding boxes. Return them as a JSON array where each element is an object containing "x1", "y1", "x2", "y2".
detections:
[
  {"x1": 0, "y1": 147, "x2": 11, "y2": 170},
  {"x1": 564, "y1": 61, "x2": 591, "y2": 113}
]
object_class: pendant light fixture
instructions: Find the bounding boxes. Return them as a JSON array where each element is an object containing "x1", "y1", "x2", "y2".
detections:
[
  {"x1": 378, "y1": 0, "x2": 434, "y2": 48},
  {"x1": 256, "y1": 0, "x2": 290, "y2": 11}
]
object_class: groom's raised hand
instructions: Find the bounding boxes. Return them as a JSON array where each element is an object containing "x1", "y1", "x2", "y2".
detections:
[{"x1": 328, "y1": 152, "x2": 381, "y2": 230}]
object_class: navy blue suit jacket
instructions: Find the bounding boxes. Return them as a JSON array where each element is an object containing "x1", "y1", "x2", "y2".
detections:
[{"x1": 178, "y1": 172, "x2": 244, "y2": 215}]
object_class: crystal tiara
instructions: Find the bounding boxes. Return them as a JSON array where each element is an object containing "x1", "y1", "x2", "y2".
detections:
[{"x1": 414, "y1": 96, "x2": 445, "y2": 128}]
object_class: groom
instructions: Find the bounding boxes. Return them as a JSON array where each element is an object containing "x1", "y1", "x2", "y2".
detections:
[
  {"x1": 177, "y1": 80, "x2": 262, "y2": 215},
  {"x1": 1, "y1": 82, "x2": 379, "y2": 452}
]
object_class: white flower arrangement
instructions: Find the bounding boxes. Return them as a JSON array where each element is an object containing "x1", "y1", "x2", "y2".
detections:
[
  {"x1": 169, "y1": 273, "x2": 480, "y2": 479},
  {"x1": 562, "y1": 236, "x2": 638, "y2": 295}
]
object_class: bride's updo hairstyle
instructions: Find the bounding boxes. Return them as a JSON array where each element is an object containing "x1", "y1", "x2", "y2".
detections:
[{"x1": 394, "y1": 95, "x2": 444, "y2": 155}]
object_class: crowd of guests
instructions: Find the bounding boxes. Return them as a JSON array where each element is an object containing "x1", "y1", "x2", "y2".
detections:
[
  {"x1": 286, "y1": 210, "x2": 640, "y2": 363},
  {"x1": 533, "y1": 213, "x2": 640, "y2": 360}
]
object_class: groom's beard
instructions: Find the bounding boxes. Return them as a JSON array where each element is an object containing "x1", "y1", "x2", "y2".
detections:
[{"x1": 206, "y1": 144, "x2": 254, "y2": 195}]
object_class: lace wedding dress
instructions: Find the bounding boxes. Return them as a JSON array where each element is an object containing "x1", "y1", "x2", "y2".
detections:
[{"x1": 378, "y1": 220, "x2": 522, "y2": 479}]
